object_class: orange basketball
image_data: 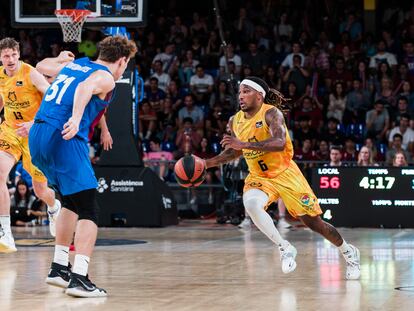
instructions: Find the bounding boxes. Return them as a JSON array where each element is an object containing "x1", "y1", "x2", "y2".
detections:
[{"x1": 174, "y1": 155, "x2": 206, "y2": 188}]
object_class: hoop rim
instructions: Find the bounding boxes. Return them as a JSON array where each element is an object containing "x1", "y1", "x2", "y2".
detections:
[{"x1": 54, "y1": 9, "x2": 92, "y2": 21}]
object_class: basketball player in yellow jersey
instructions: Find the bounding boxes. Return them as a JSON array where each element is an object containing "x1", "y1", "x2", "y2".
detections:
[
  {"x1": 0, "y1": 38, "x2": 67, "y2": 252},
  {"x1": 205, "y1": 77, "x2": 361, "y2": 280}
]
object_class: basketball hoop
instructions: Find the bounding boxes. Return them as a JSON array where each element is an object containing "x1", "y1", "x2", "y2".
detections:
[{"x1": 55, "y1": 9, "x2": 91, "y2": 43}]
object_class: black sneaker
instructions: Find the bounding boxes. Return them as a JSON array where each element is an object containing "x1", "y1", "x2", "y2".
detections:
[
  {"x1": 65, "y1": 273, "x2": 107, "y2": 298},
  {"x1": 45, "y1": 262, "x2": 71, "y2": 288}
]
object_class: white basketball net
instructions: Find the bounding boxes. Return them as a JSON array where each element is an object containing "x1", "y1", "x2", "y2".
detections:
[{"x1": 55, "y1": 10, "x2": 91, "y2": 42}]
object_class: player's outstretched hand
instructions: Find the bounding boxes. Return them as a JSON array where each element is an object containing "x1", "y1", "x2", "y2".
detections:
[
  {"x1": 58, "y1": 51, "x2": 75, "y2": 63},
  {"x1": 220, "y1": 134, "x2": 245, "y2": 150},
  {"x1": 62, "y1": 117, "x2": 80, "y2": 140},
  {"x1": 16, "y1": 121, "x2": 34, "y2": 137},
  {"x1": 101, "y1": 130, "x2": 113, "y2": 150}
]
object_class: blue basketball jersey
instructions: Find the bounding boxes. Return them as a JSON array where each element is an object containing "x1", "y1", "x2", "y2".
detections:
[{"x1": 36, "y1": 57, "x2": 112, "y2": 141}]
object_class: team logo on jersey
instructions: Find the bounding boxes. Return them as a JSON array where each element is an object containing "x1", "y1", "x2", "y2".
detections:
[
  {"x1": 249, "y1": 182, "x2": 262, "y2": 188},
  {"x1": 7, "y1": 91, "x2": 17, "y2": 102},
  {"x1": 16, "y1": 80, "x2": 23, "y2": 86},
  {"x1": 0, "y1": 140, "x2": 11, "y2": 150},
  {"x1": 300, "y1": 194, "x2": 315, "y2": 208},
  {"x1": 255, "y1": 121, "x2": 263, "y2": 128},
  {"x1": 248, "y1": 136, "x2": 259, "y2": 142}
]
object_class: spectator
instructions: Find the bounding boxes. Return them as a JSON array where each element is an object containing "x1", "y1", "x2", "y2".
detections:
[
  {"x1": 234, "y1": 7, "x2": 255, "y2": 44},
  {"x1": 178, "y1": 50, "x2": 199, "y2": 87},
  {"x1": 393, "y1": 151, "x2": 408, "y2": 166},
  {"x1": 152, "y1": 43, "x2": 178, "y2": 75},
  {"x1": 139, "y1": 101, "x2": 157, "y2": 140},
  {"x1": 327, "y1": 82, "x2": 347, "y2": 123},
  {"x1": 166, "y1": 80, "x2": 184, "y2": 111},
  {"x1": 175, "y1": 117, "x2": 202, "y2": 158},
  {"x1": 177, "y1": 95, "x2": 204, "y2": 136},
  {"x1": 315, "y1": 140, "x2": 330, "y2": 161},
  {"x1": 388, "y1": 113, "x2": 414, "y2": 151},
  {"x1": 294, "y1": 139, "x2": 317, "y2": 169},
  {"x1": 205, "y1": 30, "x2": 221, "y2": 68},
  {"x1": 391, "y1": 97, "x2": 412, "y2": 127},
  {"x1": 170, "y1": 16, "x2": 188, "y2": 39},
  {"x1": 145, "y1": 77, "x2": 165, "y2": 113},
  {"x1": 402, "y1": 40, "x2": 414, "y2": 86},
  {"x1": 339, "y1": 13, "x2": 362, "y2": 41},
  {"x1": 369, "y1": 40, "x2": 398, "y2": 69},
  {"x1": 205, "y1": 104, "x2": 226, "y2": 140},
  {"x1": 374, "y1": 77, "x2": 396, "y2": 109},
  {"x1": 365, "y1": 137, "x2": 384, "y2": 162},
  {"x1": 190, "y1": 65, "x2": 214, "y2": 106},
  {"x1": 209, "y1": 81, "x2": 234, "y2": 115},
  {"x1": 219, "y1": 43, "x2": 242, "y2": 74},
  {"x1": 190, "y1": 12, "x2": 208, "y2": 39},
  {"x1": 398, "y1": 82, "x2": 414, "y2": 109},
  {"x1": 304, "y1": 44, "x2": 330, "y2": 73},
  {"x1": 322, "y1": 117, "x2": 346, "y2": 146},
  {"x1": 280, "y1": 42, "x2": 305, "y2": 71},
  {"x1": 357, "y1": 146, "x2": 378, "y2": 166},
  {"x1": 189, "y1": 36, "x2": 205, "y2": 60},
  {"x1": 325, "y1": 56, "x2": 353, "y2": 91},
  {"x1": 143, "y1": 137, "x2": 174, "y2": 180},
  {"x1": 10, "y1": 180, "x2": 43, "y2": 226},
  {"x1": 263, "y1": 66, "x2": 281, "y2": 89},
  {"x1": 273, "y1": 12, "x2": 293, "y2": 40},
  {"x1": 344, "y1": 78, "x2": 372, "y2": 124},
  {"x1": 342, "y1": 138, "x2": 358, "y2": 161},
  {"x1": 386, "y1": 133, "x2": 412, "y2": 165},
  {"x1": 151, "y1": 60, "x2": 171, "y2": 92},
  {"x1": 293, "y1": 115, "x2": 317, "y2": 149},
  {"x1": 293, "y1": 95, "x2": 323, "y2": 132},
  {"x1": 242, "y1": 41, "x2": 268, "y2": 76},
  {"x1": 282, "y1": 54, "x2": 309, "y2": 95},
  {"x1": 366, "y1": 100, "x2": 390, "y2": 142},
  {"x1": 158, "y1": 97, "x2": 176, "y2": 131},
  {"x1": 326, "y1": 145, "x2": 344, "y2": 166}
]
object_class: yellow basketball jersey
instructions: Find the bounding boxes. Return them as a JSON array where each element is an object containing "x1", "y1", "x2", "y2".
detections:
[
  {"x1": 232, "y1": 103, "x2": 293, "y2": 178},
  {"x1": 0, "y1": 62, "x2": 43, "y2": 129}
]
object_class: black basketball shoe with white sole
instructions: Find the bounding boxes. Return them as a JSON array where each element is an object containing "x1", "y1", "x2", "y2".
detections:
[
  {"x1": 46, "y1": 262, "x2": 71, "y2": 288},
  {"x1": 65, "y1": 273, "x2": 107, "y2": 298}
]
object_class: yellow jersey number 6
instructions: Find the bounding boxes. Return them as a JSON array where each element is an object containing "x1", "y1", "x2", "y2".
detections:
[{"x1": 258, "y1": 160, "x2": 268, "y2": 172}]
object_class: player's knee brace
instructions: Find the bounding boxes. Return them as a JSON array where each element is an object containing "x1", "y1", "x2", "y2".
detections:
[
  {"x1": 63, "y1": 189, "x2": 99, "y2": 224},
  {"x1": 243, "y1": 189, "x2": 269, "y2": 216}
]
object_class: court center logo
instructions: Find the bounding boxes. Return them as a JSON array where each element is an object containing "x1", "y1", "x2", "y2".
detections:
[{"x1": 97, "y1": 178, "x2": 109, "y2": 193}]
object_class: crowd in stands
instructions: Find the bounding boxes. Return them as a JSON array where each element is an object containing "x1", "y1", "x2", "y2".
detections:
[{"x1": 2, "y1": 1, "x2": 414, "y2": 190}]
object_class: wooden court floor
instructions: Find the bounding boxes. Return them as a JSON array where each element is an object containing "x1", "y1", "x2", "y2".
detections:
[{"x1": 1, "y1": 221, "x2": 414, "y2": 311}]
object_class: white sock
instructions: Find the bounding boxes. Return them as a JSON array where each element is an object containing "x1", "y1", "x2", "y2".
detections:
[
  {"x1": 338, "y1": 240, "x2": 352, "y2": 254},
  {"x1": 0, "y1": 215, "x2": 11, "y2": 233},
  {"x1": 53, "y1": 245, "x2": 69, "y2": 266},
  {"x1": 73, "y1": 254, "x2": 90, "y2": 276},
  {"x1": 47, "y1": 199, "x2": 59, "y2": 214},
  {"x1": 243, "y1": 190, "x2": 286, "y2": 247}
]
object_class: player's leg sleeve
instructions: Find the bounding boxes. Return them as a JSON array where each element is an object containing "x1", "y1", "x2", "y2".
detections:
[
  {"x1": 243, "y1": 189, "x2": 285, "y2": 246},
  {"x1": 63, "y1": 189, "x2": 99, "y2": 225}
]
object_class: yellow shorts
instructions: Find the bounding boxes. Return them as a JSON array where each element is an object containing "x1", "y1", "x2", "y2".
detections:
[
  {"x1": 0, "y1": 123, "x2": 47, "y2": 183},
  {"x1": 244, "y1": 160, "x2": 322, "y2": 218}
]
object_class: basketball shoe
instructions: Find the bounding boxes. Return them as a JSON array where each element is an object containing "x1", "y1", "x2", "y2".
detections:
[
  {"x1": 48, "y1": 199, "x2": 61, "y2": 237},
  {"x1": 65, "y1": 273, "x2": 107, "y2": 298},
  {"x1": 46, "y1": 262, "x2": 71, "y2": 288},
  {"x1": 0, "y1": 227, "x2": 17, "y2": 253},
  {"x1": 344, "y1": 244, "x2": 361, "y2": 280},
  {"x1": 238, "y1": 217, "x2": 252, "y2": 229},
  {"x1": 279, "y1": 241, "x2": 297, "y2": 274}
]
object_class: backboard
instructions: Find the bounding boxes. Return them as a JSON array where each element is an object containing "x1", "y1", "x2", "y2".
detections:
[{"x1": 11, "y1": 0, "x2": 147, "y2": 28}]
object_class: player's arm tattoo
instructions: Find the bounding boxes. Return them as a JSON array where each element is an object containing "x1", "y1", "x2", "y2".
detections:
[
  {"x1": 243, "y1": 108, "x2": 286, "y2": 152},
  {"x1": 205, "y1": 117, "x2": 242, "y2": 168}
]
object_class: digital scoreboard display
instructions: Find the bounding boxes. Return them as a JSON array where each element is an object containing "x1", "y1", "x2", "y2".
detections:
[{"x1": 311, "y1": 167, "x2": 414, "y2": 227}]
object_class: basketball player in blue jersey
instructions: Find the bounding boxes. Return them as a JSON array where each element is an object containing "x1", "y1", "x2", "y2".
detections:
[{"x1": 29, "y1": 36, "x2": 137, "y2": 298}]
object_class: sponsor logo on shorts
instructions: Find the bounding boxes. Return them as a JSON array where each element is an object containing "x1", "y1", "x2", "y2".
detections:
[
  {"x1": 249, "y1": 182, "x2": 262, "y2": 187},
  {"x1": 300, "y1": 194, "x2": 315, "y2": 209},
  {"x1": 255, "y1": 121, "x2": 263, "y2": 128},
  {"x1": 0, "y1": 140, "x2": 11, "y2": 150}
]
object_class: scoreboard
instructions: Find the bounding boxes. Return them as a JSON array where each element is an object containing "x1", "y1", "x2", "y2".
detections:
[{"x1": 311, "y1": 167, "x2": 414, "y2": 228}]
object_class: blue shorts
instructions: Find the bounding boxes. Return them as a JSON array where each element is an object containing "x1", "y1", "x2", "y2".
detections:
[{"x1": 29, "y1": 122, "x2": 97, "y2": 196}]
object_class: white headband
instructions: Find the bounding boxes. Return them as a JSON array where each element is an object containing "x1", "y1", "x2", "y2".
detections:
[{"x1": 240, "y1": 79, "x2": 266, "y2": 97}]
